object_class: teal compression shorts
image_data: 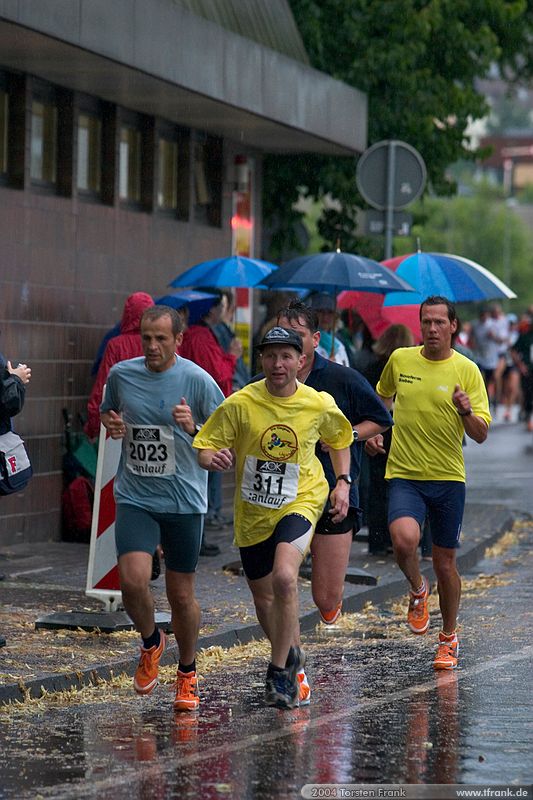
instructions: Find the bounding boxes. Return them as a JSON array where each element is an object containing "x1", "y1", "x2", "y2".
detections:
[{"x1": 115, "y1": 503, "x2": 203, "y2": 573}]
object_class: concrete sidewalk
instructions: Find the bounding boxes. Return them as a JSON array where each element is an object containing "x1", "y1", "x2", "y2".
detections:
[{"x1": 0, "y1": 500, "x2": 515, "y2": 706}]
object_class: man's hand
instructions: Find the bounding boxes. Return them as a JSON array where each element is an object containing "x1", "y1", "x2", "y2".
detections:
[
  {"x1": 229, "y1": 337, "x2": 243, "y2": 358},
  {"x1": 365, "y1": 434, "x2": 386, "y2": 457},
  {"x1": 452, "y1": 384, "x2": 472, "y2": 415},
  {"x1": 209, "y1": 449, "x2": 234, "y2": 471},
  {"x1": 7, "y1": 361, "x2": 31, "y2": 384},
  {"x1": 172, "y1": 396, "x2": 195, "y2": 436},
  {"x1": 101, "y1": 410, "x2": 126, "y2": 439},
  {"x1": 328, "y1": 481, "x2": 349, "y2": 523}
]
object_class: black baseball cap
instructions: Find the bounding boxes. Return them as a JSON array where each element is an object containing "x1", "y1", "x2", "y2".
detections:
[{"x1": 255, "y1": 326, "x2": 303, "y2": 353}]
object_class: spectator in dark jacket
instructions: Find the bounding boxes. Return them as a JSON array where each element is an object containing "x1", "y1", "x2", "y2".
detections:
[
  {"x1": 0, "y1": 353, "x2": 30, "y2": 434},
  {"x1": 1, "y1": 347, "x2": 31, "y2": 645}
]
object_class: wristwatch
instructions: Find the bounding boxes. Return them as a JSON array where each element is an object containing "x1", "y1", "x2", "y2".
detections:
[
  {"x1": 189, "y1": 423, "x2": 202, "y2": 437},
  {"x1": 352, "y1": 427, "x2": 359, "y2": 441},
  {"x1": 336, "y1": 474, "x2": 353, "y2": 485}
]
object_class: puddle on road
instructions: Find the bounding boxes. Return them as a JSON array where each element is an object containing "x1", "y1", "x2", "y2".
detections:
[{"x1": 0, "y1": 523, "x2": 531, "y2": 798}]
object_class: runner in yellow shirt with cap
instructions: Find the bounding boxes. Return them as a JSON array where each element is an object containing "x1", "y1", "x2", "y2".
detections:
[{"x1": 194, "y1": 326, "x2": 353, "y2": 709}]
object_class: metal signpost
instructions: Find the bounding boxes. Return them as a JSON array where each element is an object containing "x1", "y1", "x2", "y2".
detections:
[{"x1": 356, "y1": 140, "x2": 427, "y2": 258}]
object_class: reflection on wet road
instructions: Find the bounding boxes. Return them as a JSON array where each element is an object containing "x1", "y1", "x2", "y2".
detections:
[{"x1": 1, "y1": 526, "x2": 531, "y2": 799}]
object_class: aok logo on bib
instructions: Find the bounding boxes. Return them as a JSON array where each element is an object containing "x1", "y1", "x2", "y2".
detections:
[
  {"x1": 241, "y1": 457, "x2": 299, "y2": 509},
  {"x1": 260, "y1": 425, "x2": 298, "y2": 462},
  {"x1": 132, "y1": 427, "x2": 160, "y2": 441}
]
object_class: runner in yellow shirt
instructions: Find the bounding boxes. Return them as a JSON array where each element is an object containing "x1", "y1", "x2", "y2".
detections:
[
  {"x1": 366, "y1": 296, "x2": 491, "y2": 670},
  {"x1": 193, "y1": 326, "x2": 353, "y2": 709}
]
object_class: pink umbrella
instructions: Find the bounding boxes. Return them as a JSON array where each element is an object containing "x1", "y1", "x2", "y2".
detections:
[{"x1": 337, "y1": 256, "x2": 422, "y2": 343}]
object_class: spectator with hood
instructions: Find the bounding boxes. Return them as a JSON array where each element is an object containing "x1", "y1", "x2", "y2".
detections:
[{"x1": 86, "y1": 292, "x2": 154, "y2": 440}]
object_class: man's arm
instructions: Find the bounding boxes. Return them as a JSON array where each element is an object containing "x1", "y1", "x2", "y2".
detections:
[
  {"x1": 1, "y1": 362, "x2": 29, "y2": 417},
  {"x1": 7, "y1": 361, "x2": 31, "y2": 384},
  {"x1": 354, "y1": 420, "x2": 389, "y2": 441},
  {"x1": 327, "y1": 445, "x2": 351, "y2": 522},
  {"x1": 365, "y1": 395, "x2": 393, "y2": 456},
  {"x1": 452, "y1": 384, "x2": 488, "y2": 444},
  {"x1": 510, "y1": 346, "x2": 529, "y2": 377},
  {"x1": 197, "y1": 448, "x2": 234, "y2": 471},
  {"x1": 100, "y1": 410, "x2": 126, "y2": 439}
]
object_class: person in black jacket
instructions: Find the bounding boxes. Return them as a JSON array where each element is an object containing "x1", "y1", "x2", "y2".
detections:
[
  {"x1": 274, "y1": 302, "x2": 393, "y2": 625},
  {"x1": 0, "y1": 348, "x2": 31, "y2": 646},
  {"x1": 0, "y1": 354, "x2": 30, "y2": 433}
]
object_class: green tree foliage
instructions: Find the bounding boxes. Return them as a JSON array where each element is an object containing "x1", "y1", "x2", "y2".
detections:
[
  {"x1": 263, "y1": 0, "x2": 533, "y2": 259},
  {"x1": 397, "y1": 184, "x2": 533, "y2": 307}
]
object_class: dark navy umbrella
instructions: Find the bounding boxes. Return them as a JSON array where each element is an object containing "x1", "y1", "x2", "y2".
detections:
[
  {"x1": 262, "y1": 250, "x2": 414, "y2": 294},
  {"x1": 155, "y1": 289, "x2": 218, "y2": 324}
]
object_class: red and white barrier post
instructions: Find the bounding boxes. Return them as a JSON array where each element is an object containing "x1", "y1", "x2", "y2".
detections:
[{"x1": 85, "y1": 424, "x2": 122, "y2": 612}]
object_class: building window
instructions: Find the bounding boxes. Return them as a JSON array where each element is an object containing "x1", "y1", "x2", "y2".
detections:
[
  {"x1": 77, "y1": 112, "x2": 101, "y2": 194},
  {"x1": 31, "y1": 99, "x2": 57, "y2": 184},
  {"x1": 157, "y1": 137, "x2": 178, "y2": 210},
  {"x1": 194, "y1": 134, "x2": 222, "y2": 227},
  {"x1": 0, "y1": 89, "x2": 7, "y2": 176},
  {"x1": 119, "y1": 124, "x2": 141, "y2": 203}
]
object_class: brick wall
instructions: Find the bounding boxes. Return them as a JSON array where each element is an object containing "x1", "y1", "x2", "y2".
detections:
[{"x1": 0, "y1": 185, "x2": 233, "y2": 545}]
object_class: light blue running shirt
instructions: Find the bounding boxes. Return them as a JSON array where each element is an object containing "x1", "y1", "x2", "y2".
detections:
[{"x1": 101, "y1": 355, "x2": 224, "y2": 513}]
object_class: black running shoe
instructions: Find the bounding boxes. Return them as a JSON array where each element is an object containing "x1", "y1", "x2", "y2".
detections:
[
  {"x1": 285, "y1": 645, "x2": 306, "y2": 674},
  {"x1": 265, "y1": 663, "x2": 298, "y2": 709}
]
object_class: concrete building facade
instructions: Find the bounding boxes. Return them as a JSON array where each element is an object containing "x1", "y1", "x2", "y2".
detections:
[{"x1": 0, "y1": 0, "x2": 367, "y2": 544}]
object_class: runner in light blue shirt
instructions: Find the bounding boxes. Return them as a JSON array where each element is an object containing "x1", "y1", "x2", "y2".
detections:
[
  {"x1": 102, "y1": 353, "x2": 223, "y2": 513},
  {"x1": 100, "y1": 305, "x2": 223, "y2": 713}
]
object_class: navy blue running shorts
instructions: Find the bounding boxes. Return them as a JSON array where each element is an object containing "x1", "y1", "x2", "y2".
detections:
[
  {"x1": 239, "y1": 513, "x2": 313, "y2": 581},
  {"x1": 388, "y1": 478, "x2": 466, "y2": 549},
  {"x1": 115, "y1": 503, "x2": 202, "y2": 573}
]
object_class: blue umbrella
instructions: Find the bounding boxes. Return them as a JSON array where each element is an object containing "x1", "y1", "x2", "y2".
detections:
[
  {"x1": 382, "y1": 252, "x2": 516, "y2": 306},
  {"x1": 262, "y1": 250, "x2": 414, "y2": 294},
  {"x1": 169, "y1": 255, "x2": 278, "y2": 289},
  {"x1": 155, "y1": 289, "x2": 218, "y2": 324}
]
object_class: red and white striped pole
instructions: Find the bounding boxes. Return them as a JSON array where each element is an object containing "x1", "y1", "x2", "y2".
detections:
[{"x1": 85, "y1": 423, "x2": 122, "y2": 612}]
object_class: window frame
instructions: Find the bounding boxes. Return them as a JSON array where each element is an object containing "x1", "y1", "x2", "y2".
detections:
[
  {"x1": 156, "y1": 121, "x2": 190, "y2": 221},
  {"x1": 0, "y1": 72, "x2": 9, "y2": 182},
  {"x1": 30, "y1": 82, "x2": 58, "y2": 189},
  {"x1": 193, "y1": 131, "x2": 223, "y2": 228},
  {"x1": 118, "y1": 109, "x2": 148, "y2": 210},
  {"x1": 76, "y1": 96, "x2": 104, "y2": 200}
]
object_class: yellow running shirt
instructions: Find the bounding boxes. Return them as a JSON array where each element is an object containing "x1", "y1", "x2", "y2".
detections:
[
  {"x1": 376, "y1": 347, "x2": 491, "y2": 482},
  {"x1": 193, "y1": 380, "x2": 353, "y2": 547}
]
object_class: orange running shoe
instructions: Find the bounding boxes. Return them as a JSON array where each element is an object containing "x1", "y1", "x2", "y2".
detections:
[
  {"x1": 319, "y1": 601, "x2": 342, "y2": 625},
  {"x1": 407, "y1": 576, "x2": 430, "y2": 634},
  {"x1": 133, "y1": 631, "x2": 166, "y2": 695},
  {"x1": 174, "y1": 669, "x2": 200, "y2": 712},
  {"x1": 433, "y1": 631, "x2": 459, "y2": 670},
  {"x1": 297, "y1": 670, "x2": 311, "y2": 706}
]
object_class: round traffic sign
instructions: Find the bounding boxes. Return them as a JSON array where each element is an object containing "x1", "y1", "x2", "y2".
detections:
[{"x1": 356, "y1": 140, "x2": 427, "y2": 210}]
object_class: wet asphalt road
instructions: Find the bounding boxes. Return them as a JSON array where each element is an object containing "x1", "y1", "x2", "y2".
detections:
[
  {"x1": 0, "y1": 422, "x2": 531, "y2": 799},
  {"x1": 464, "y1": 415, "x2": 533, "y2": 515}
]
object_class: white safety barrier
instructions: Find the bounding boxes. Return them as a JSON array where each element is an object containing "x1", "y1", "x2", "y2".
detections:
[{"x1": 85, "y1": 423, "x2": 122, "y2": 612}]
